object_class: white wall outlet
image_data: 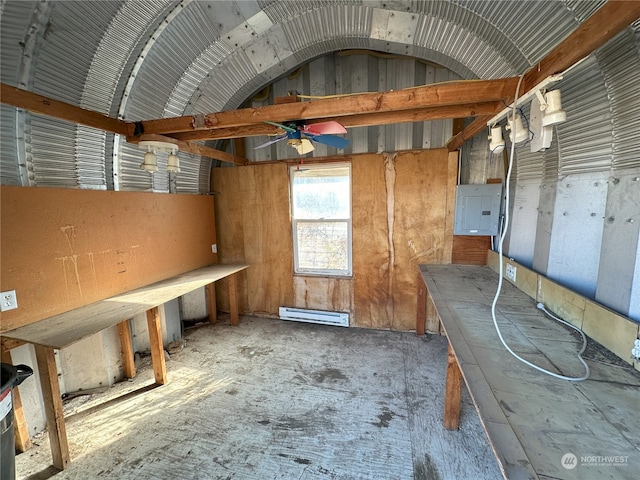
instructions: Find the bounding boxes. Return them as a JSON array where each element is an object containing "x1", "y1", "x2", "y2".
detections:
[
  {"x1": 505, "y1": 264, "x2": 517, "y2": 282},
  {"x1": 1, "y1": 290, "x2": 18, "y2": 311},
  {"x1": 211, "y1": 244, "x2": 217, "y2": 253},
  {"x1": 631, "y1": 338, "x2": 640, "y2": 361}
]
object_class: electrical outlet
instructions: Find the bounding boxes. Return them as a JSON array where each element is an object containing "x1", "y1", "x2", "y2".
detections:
[
  {"x1": 631, "y1": 338, "x2": 640, "y2": 361},
  {"x1": 211, "y1": 244, "x2": 218, "y2": 253},
  {"x1": 0, "y1": 290, "x2": 18, "y2": 312},
  {"x1": 505, "y1": 264, "x2": 517, "y2": 282}
]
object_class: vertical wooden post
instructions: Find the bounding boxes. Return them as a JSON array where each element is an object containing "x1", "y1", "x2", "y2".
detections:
[
  {"x1": 416, "y1": 274, "x2": 426, "y2": 336},
  {"x1": 0, "y1": 344, "x2": 31, "y2": 452},
  {"x1": 117, "y1": 319, "x2": 136, "y2": 379},
  {"x1": 228, "y1": 273, "x2": 239, "y2": 326},
  {"x1": 146, "y1": 307, "x2": 167, "y2": 385},
  {"x1": 206, "y1": 283, "x2": 217, "y2": 324},
  {"x1": 34, "y1": 345, "x2": 70, "y2": 470},
  {"x1": 426, "y1": 294, "x2": 441, "y2": 334},
  {"x1": 443, "y1": 342, "x2": 463, "y2": 430}
]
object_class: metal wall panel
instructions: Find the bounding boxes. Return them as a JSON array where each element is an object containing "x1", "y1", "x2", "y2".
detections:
[
  {"x1": 556, "y1": 56, "x2": 612, "y2": 175},
  {"x1": 596, "y1": 172, "x2": 640, "y2": 315},
  {"x1": 546, "y1": 173, "x2": 608, "y2": 297},
  {"x1": 597, "y1": 30, "x2": 640, "y2": 173}
]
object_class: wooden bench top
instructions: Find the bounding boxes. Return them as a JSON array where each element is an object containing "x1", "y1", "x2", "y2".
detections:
[
  {"x1": 420, "y1": 264, "x2": 639, "y2": 480},
  {"x1": 3, "y1": 263, "x2": 248, "y2": 350}
]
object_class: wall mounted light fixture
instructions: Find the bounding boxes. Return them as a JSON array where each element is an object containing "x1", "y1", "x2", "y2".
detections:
[{"x1": 488, "y1": 125, "x2": 505, "y2": 153}]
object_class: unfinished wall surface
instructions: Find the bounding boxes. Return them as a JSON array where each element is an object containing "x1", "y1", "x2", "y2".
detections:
[
  {"x1": 0, "y1": 186, "x2": 217, "y2": 332},
  {"x1": 211, "y1": 149, "x2": 456, "y2": 331}
]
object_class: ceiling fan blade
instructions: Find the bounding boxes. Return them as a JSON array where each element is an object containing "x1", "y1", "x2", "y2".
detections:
[
  {"x1": 309, "y1": 134, "x2": 350, "y2": 150},
  {"x1": 253, "y1": 134, "x2": 287, "y2": 149},
  {"x1": 264, "y1": 120, "x2": 297, "y2": 133},
  {"x1": 303, "y1": 121, "x2": 347, "y2": 135}
]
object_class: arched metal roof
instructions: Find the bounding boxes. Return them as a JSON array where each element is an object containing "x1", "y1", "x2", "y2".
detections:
[{"x1": 1, "y1": 0, "x2": 638, "y2": 193}]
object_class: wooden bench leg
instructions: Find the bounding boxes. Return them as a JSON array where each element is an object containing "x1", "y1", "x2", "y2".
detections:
[
  {"x1": 206, "y1": 283, "x2": 217, "y2": 325},
  {"x1": 416, "y1": 275, "x2": 426, "y2": 336},
  {"x1": 443, "y1": 342, "x2": 462, "y2": 430},
  {"x1": 0, "y1": 345, "x2": 31, "y2": 452},
  {"x1": 228, "y1": 273, "x2": 239, "y2": 326},
  {"x1": 34, "y1": 345, "x2": 70, "y2": 470},
  {"x1": 117, "y1": 319, "x2": 136, "y2": 379},
  {"x1": 146, "y1": 307, "x2": 167, "y2": 385}
]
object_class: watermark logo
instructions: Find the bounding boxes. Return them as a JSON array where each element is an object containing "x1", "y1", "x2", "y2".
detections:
[
  {"x1": 561, "y1": 453, "x2": 629, "y2": 469},
  {"x1": 561, "y1": 453, "x2": 577, "y2": 470}
]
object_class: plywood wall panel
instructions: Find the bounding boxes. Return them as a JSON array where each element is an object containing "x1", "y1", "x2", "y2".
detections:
[
  {"x1": 352, "y1": 154, "x2": 393, "y2": 328},
  {"x1": 213, "y1": 149, "x2": 455, "y2": 332},
  {"x1": 0, "y1": 186, "x2": 216, "y2": 332},
  {"x1": 211, "y1": 164, "x2": 294, "y2": 315},
  {"x1": 390, "y1": 149, "x2": 452, "y2": 330},
  {"x1": 352, "y1": 149, "x2": 454, "y2": 330},
  {"x1": 292, "y1": 276, "x2": 354, "y2": 315}
]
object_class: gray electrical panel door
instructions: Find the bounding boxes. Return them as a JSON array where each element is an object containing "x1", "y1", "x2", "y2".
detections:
[{"x1": 453, "y1": 184, "x2": 503, "y2": 235}]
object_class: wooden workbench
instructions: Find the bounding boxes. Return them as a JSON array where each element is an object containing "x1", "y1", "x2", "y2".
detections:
[
  {"x1": 417, "y1": 264, "x2": 639, "y2": 480},
  {"x1": 2, "y1": 263, "x2": 248, "y2": 471}
]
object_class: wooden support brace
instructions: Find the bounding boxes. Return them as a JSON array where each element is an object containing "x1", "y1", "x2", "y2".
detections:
[
  {"x1": 206, "y1": 283, "x2": 217, "y2": 324},
  {"x1": 146, "y1": 307, "x2": 167, "y2": 385},
  {"x1": 0, "y1": 345, "x2": 31, "y2": 452},
  {"x1": 426, "y1": 294, "x2": 441, "y2": 334},
  {"x1": 228, "y1": 273, "x2": 239, "y2": 326},
  {"x1": 117, "y1": 319, "x2": 136, "y2": 379},
  {"x1": 443, "y1": 342, "x2": 463, "y2": 430},
  {"x1": 416, "y1": 275, "x2": 427, "y2": 336},
  {"x1": 34, "y1": 345, "x2": 70, "y2": 470}
]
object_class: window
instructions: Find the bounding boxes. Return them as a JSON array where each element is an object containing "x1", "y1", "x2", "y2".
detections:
[{"x1": 290, "y1": 163, "x2": 352, "y2": 276}]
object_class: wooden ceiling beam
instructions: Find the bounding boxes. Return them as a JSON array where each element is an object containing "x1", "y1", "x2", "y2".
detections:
[
  {"x1": 1, "y1": 82, "x2": 132, "y2": 136},
  {"x1": 137, "y1": 78, "x2": 520, "y2": 135},
  {"x1": 446, "y1": 0, "x2": 640, "y2": 152},
  {"x1": 126, "y1": 134, "x2": 247, "y2": 165},
  {"x1": 169, "y1": 102, "x2": 503, "y2": 141},
  {"x1": 522, "y1": 0, "x2": 640, "y2": 92}
]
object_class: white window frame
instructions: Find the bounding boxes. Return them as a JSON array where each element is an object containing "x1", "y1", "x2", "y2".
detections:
[{"x1": 290, "y1": 163, "x2": 352, "y2": 277}]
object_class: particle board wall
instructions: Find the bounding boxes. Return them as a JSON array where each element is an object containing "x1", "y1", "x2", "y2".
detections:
[
  {"x1": 211, "y1": 149, "x2": 456, "y2": 331},
  {"x1": 0, "y1": 186, "x2": 217, "y2": 332}
]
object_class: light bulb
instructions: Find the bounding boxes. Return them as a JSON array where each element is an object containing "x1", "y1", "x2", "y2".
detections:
[
  {"x1": 488, "y1": 125, "x2": 505, "y2": 153},
  {"x1": 506, "y1": 114, "x2": 529, "y2": 144},
  {"x1": 167, "y1": 150, "x2": 180, "y2": 173},
  {"x1": 140, "y1": 149, "x2": 158, "y2": 172},
  {"x1": 542, "y1": 89, "x2": 567, "y2": 126}
]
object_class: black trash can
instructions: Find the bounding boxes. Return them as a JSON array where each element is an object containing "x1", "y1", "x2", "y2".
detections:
[{"x1": 1, "y1": 363, "x2": 33, "y2": 480}]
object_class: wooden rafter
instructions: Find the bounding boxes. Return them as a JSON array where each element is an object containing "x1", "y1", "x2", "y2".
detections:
[
  {"x1": 168, "y1": 102, "x2": 503, "y2": 142},
  {"x1": 1, "y1": 82, "x2": 132, "y2": 136},
  {"x1": 446, "y1": 0, "x2": 640, "y2": 151},
  {"x1": 0, "y1": 83, "x2": 248, "y2": 163},
  {"x1": 136, "y1": 78, "x2": 519, "y2": 135}
]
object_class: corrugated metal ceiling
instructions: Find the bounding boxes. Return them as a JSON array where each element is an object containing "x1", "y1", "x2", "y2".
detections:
[{"x1": 0, "y1": 0, "x2": 638, "y2": 193}]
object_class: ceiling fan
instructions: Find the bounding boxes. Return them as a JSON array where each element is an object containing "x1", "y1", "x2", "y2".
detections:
[{"x1": 253, "y1": 120, "x2": 349, "y2": 155}]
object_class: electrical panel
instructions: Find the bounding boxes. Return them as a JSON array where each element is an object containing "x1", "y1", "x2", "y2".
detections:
[{"x1": 453, "y1": 184, "x2": 503, "y2": 236}]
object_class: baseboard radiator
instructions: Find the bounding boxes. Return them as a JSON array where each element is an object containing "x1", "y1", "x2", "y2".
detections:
[{"x1": 278, "y1": 307, "x2": 349, "y2": 327}]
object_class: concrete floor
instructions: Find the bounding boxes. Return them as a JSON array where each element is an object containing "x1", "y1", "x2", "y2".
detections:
[{"x1": 16, "y1": 315, "x2": 501, "y2": 480}]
